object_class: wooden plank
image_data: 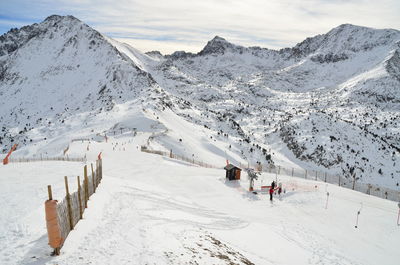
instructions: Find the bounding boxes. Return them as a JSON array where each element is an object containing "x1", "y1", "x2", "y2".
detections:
[
  {"x1": 77, "y1": 176, "x2": 83, "y2": 219},
  {"x1": 101, "y1": 159, "x2": 103, "y2": 181},
  {"x1": 91, "y1": 163, "x2": 95, "y2": 192},
  {"x1": 47, "y1": 185, "x2": 53, "y2": 200},
  {"x1": 84, "y1": 165, "x2": 88, "y2": 207},
  {"x1": 96, "y1": 160, "x2": 100, "y2": 183},
  {"x1": 64, "y1": 176, "x2": 74, "y2": 231}
]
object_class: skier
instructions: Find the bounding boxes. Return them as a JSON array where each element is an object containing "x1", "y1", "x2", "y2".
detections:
[
  {"x1": 278, "y1": 183, "x2": 282, "y2": 196},
  {"x1": 271, "y1": 180, "x2": 276, "y2": 190},
  {"x1": 269, "y1": 186, "x2": 274, "y2": 201}
]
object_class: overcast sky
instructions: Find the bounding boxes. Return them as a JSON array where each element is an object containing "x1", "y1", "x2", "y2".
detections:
[{"x1": 1, "y1": 0, "x2": 399, "y2": 54}]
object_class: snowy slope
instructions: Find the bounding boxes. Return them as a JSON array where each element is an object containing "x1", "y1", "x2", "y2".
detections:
[
  {"x1": 0, "y1": 15, "x2": 399, "y2": 189},
  {"x1": 0, "y1": 134, "x2": 399, "y2": 265},
  {"x1": 147, "y1": 25, "x2": 400, "y2": 188},
  {"x1": 0, "y1": 15, "x2": 162, "y2": 154}
]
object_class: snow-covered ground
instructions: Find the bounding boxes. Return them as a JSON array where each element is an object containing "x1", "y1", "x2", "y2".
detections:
[
  {"x1": 0, "y1": 16, "x2": 399, "y2": 264},
  {"x1": 1, "y1": 132, "x2": 399, "y2": 265}
]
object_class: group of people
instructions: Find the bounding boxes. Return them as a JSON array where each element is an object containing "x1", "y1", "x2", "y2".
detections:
[{"x1": 269, "y1": 180, "x2": 282, "y2": 201}]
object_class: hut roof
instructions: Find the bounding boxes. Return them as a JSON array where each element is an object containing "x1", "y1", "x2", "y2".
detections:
[{"x1": 224, "y1": 164, "x2": 241, "y2": 171}]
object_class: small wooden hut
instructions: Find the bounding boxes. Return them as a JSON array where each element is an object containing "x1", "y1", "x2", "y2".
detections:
[{"x1": 224, "y1": 164, "x2": 241, "y2": 180}]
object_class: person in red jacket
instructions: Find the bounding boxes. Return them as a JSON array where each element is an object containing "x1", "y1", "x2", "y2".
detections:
[{"x1": 269, "y1": 186, "x2": 274, "y2": 201}]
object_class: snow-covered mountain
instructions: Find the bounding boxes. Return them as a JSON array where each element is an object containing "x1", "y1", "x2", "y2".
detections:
[
  {"x1": 0, "y1": 15, "x2": 399, "y2": 189},
  {"x1": 0, "y1": 15, "x2": 167, "y2": 152}
]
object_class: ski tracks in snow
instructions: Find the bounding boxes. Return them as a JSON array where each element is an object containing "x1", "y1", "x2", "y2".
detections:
[
  {"x1": 49, "y1": 177, "x2": 250, "y2": 264},
  {"x1": 279, "y1": 223, "x2": 361, "y2": 265}
]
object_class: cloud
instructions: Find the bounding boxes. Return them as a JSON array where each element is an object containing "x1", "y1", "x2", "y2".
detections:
[{"x1": 0, "y1": 0, "x2": 399, "y2": 54}]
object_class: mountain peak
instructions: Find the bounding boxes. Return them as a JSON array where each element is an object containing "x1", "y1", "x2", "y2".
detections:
[
  {"x1": 198, "y1": 35, "x2": 244, "y2": 56},
  {"x1": 289, "y1": 24, "x2": 400, "y2": 58},
  {"x1": 210, "y1": 35, "x2": 227, "y2": 42},
  {"x1": 44, "y1": 14, "x2": 81, "y2": 23},
  {"x1": 0, "y1": 14, "x2": 92, "y2": 57}
]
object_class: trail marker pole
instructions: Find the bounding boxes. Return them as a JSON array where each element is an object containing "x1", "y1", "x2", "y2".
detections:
[
  {"x1": 397, "y1": 203, "x2": 400, "y2": 226},
  {"x1": 355, "y1": 203, "x2": 363, "y2": 228},
  {"x1": 325, "y1": 191, "x2": 330, "y2": 209}
]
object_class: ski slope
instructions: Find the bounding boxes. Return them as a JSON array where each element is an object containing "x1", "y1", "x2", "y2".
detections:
[
  {"x1": 1, "y1": 16, "x2": 399, "y2": 189},
  {"x1": 0, "y1": 132, "x2": 399, "y2": 265}
]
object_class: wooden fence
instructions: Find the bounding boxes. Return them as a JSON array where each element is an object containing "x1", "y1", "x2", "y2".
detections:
[
  {"x1": 9, "y1": 156, "x2": 86, "y2": 163},
  {"x1": 260, "y1": 164, "x2": 400, "y2": 202},
  {"x1": 140, "y1": 146, "x2": 220, "y2": 169},
  {"x1": 46, "y1": 159, "x2": 102, "y2": 255},
  {"x1": 140, "y1": 146, "x2": 400, "y2": 202}
]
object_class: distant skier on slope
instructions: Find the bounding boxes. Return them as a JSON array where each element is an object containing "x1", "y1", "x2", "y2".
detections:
[{"x1": 277, "y1": 182, "x2": 282, "y2": 199}]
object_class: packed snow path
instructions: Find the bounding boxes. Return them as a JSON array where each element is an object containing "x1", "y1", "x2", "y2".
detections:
[{"x1": 0, "y1": 133, "x2": 399, "y2": 264}]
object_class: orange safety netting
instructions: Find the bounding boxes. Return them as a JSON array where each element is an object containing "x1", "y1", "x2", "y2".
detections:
[
  {"x1": 3, "y1": 144, "x2": 17, "y2": 165},
  {"x1": 45, "y1": 200, "x2": 63, "y2": 248}
]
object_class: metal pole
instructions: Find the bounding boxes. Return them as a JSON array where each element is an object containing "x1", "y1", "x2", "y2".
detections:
[
  {"x1": 355, "y1": 211, "x2": 360, "y2": 228},
  {"x1": 355, "y1": 203, "x2": 363, "y2": 228},
  {"x1": 397, "y1": 203, "x2": 400, "y2": 226},
  {"x1": 325, "y1": 192, "x2": 329, "y2": 209},
  {"x1": 397, "y1": 209, "x2": 400, "y2": 226}
]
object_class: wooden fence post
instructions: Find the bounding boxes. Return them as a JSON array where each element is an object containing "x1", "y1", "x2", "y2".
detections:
[
  {"x1": 77, "y1": 176, "x2": 83, "y2": 220},
  {"x1": 96, "y1": 160, "x2": 99, "y2": 184},
  {"x1": 324, "y1": 172, "x2": 327, "y2": 182},
  {"x1": 46, "y1": 184, "x2": 60, "y2": 255},
  {"x1": 47, "y1": 185, "x2": 53, "y2": 200},
  {"x1": 338, "y1": 175, "x2": 341, "y2": 186},
  {"x1": 91, "y1": 163, "x2": 95, "y2": 192},
  {"x1": 315, "y1": 171, "x2": 317, "y2": 181},
  {"x1": 64, "y1": 176, "x2": 74, "y2": 231},
  {"x1": 84, "y1": 165, "x2": 88, "y2": 208},
  {"x1": 99, "y1": 159, "x2": 103, "y2": 179},
  {"x1": 291, "y1": 168, "x2": 294, "y2": 177},
  {"x1": 97, "y1": 160, "x2": 101, "y2": 185},
  {"x1": 305, "y1": 170, "x2": 307, "y2": 179}
]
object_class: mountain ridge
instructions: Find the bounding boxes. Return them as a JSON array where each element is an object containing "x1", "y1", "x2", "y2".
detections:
[{"x1": 0, "y1": 15, "x2": 399, "y2": 189}]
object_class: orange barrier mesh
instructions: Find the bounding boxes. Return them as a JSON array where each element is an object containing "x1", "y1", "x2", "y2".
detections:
[
  {"x1": 3, "y1": 144, "x2": 17, "y2": 165},
  {"x1": 45, "y1": 200, "x2": 63, "y2": 248}
]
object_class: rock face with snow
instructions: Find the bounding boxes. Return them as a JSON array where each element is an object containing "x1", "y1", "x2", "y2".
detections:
[
  {"x1": 150, "y1": 24, "x2": 400, "y2": 188},
  {"x1": 0, "y1": 15, "x2": 399, "y2": 188},
  {"x1": 0, "y1": 15, "x2": 164, "y2": 152}
]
